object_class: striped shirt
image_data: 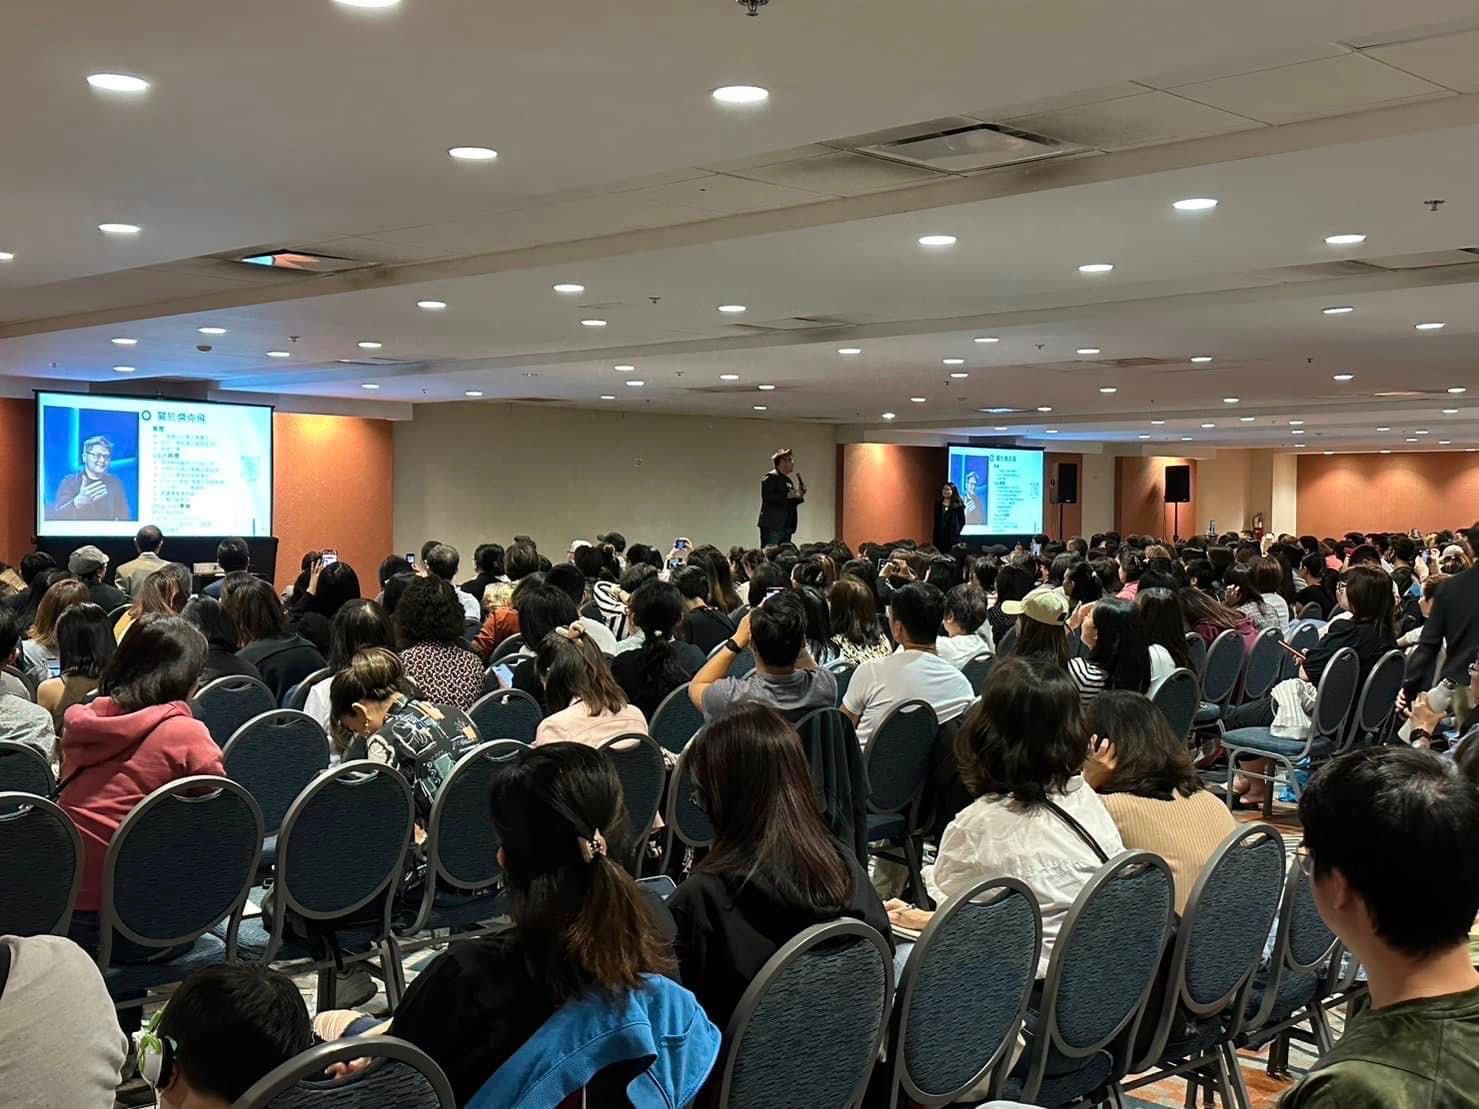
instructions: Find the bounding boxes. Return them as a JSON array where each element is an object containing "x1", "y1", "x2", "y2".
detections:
[{"x1": 1068, "y1": 657, "x2": 1110, "y2": 704}]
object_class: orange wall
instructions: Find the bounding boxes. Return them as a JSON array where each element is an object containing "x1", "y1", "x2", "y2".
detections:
[
  {"x1": 1115, "y1": 456, "x2": 1198, "y2": 540},
  {"x1": 838, "y1": 443, "x2": 941, "y2": 549},
  {"x1": 0, "y1": 399, "x2": 37, "y2": 559},
  {"x1": 272, "y1": 412, "x2": 395, "y2": 592},
  {"x1": 1296, "y1": 451, "x2": 1479, "y2": 537}
]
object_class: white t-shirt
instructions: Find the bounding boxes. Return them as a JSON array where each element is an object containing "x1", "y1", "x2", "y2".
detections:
[
  {"x1": 843, "y1": 648, "x2": 975, "y2": 746},
  {"x1": 303, "y1": 675, "x2": 333, "y2": 730},
  {"x1": 577, "y1": 616, "x2": 619, "y2": 655},
  {"x1": 1148, "y1": 643, "x2": 1177, "y2": 686},
  {"x1": 935, "y1": 632, "x2": 993, "y2": 669},
  {"x1": 457, "y1": 589, "x2": 482, "y2": 624}
]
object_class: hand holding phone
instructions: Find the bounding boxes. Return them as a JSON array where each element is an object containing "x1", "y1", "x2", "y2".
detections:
[{"x1": 1278, "y1": 641, "x2": 1307, "y2": 664}]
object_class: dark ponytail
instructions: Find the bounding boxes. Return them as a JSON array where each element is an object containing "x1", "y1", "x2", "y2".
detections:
[{"x1": 626, "y1": 580, "x2": 690, "y2": 706}]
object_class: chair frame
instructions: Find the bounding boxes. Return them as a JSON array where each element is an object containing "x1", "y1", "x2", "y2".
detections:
[
  {"x1": 1343, "y1": 649, "x2": 1405, "y2": 749},
  {"x1": 1149, "y1": 667, "x2": 1201, "y2": 743},
  {"x1": 862, "y1": 699, "x2": 939, "y2": 909},
  {"x1": 488, "y1": 634, "x2": 525, "y2": 663},
  {"x1": 189, "y1": 673, "x2": 279, "y2": 746},
  {"x1": 713, "y1": 919, "x2": 894, "y2": 1109},
  {"x1": 598, "y1": 732, "x2": 667, "y2": 874},
  {"x1": 467, "y1": 686, "x2": 542, "y2": 744},
  {"x1": 282, "y1": 667, "x2": 331, "y2": 712},
  {"x1": 663, "y1": 738, "x2": 715, "y2": 854},
  {"x1": 232, "y1": 1034, "x2": 456, "y2": 1108},
  {"x1": 648, "y1": 681, "x2": 705, "y2": 755},
  {"x1": 1241, "y1": 627, "x2": 1285, "y2": 702},
  {"x1": 0, "y1": 739, "x2": 56, "y2": 798},
  {"x1": 1200, "y1": 628, "x2": 1244, "y2": 710},
  {"x1": 888, "y1": 876, "x2": 1042, "y2": 1106},
  {"x1": 2, "y1": 663, "x2": 39, "y2": 700},
  {"x1": 221, "y1": 709, "x2": 332, "y2": 837},
  {"x1": 961, "y1": 651, "x2": 995, "y2": 695},
  {"x1": 0, "y1": 791, "x2": 83, "y2": 935}
]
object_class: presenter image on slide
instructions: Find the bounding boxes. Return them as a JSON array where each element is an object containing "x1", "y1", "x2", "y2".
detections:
[
  {"x1": 47, "y1": 431, "x2": 134, "y2": 522},
  {"x1": 960, "y1": 464, "x2": 988, "y2": 527}
]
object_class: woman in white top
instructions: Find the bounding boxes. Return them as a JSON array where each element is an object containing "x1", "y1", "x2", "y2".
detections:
[
  {"x1": 532, "y1": 625, "x2": 648, "y2": 747},
  {"x1": 887, "y1": 654, "x2": 1123, "y2": 976},
  {"x1": 1136, "y1": 587, "x2": 1193, "y2": 686},
  {"x1": 935, "y1": 583, "x2": 994, "y2": 668},
  {"x1": 1249, "y1": 556, "x2": 1292, "y2": 630},
  {"x1": 1224, "y1": 565, "x2": 1282, "y2": 634}
]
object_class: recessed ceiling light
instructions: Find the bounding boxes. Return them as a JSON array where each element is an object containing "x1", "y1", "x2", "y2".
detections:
[
  {"x1": 1381, "y1": 449, "x2": 1392, "y2": 454},
  {"x1": 1443, "y1": 408, "x2": 1459, "y2": 414},
  {"x1": 1415, "y1": 321, "x2": 1445, "y2": 330},
  {"x1": 1440, "y1": 440, "x2": 1453, "y2": 445},
  {"x1": 625, "y1": 379, "x2": 644, "y2": 387},
  {"x1": 711, "y1": 85, "x2": 769, "y2": 105},
  {"x1": 757, "y1": 384, "x2": 776, "y2": 391},
  {"x1": 447, "y1": 146, "x2": 498, "y2": 161},
  {"x1": 1377, "y1": 426, "x2": 1390, "y2": 432},
  {"x1": 1406, "y1": 437, "x2": 1419, "y2": 443},
  {"x1": 1415, "y1": 429, "x2": 1430, "y2": 435},
  {"x1": 1172, "y1": 197, "x2": 1219, "y2": 211},
  {"x1": 993, "y1": 426, "x2": 1009, "y2": 431},
  {"x1": 1138, "y1": 433, "x2": 1151, "y2": 439},
  {"x1": 112, "y1": 366, "x2": 135, "y2": 373},
  {"x1": 357, "y1": 340, "x2": 382, "y2": 349},
  {"x1": 361, "y1": 383, "x2": 380, "y2": 390},
  {"x1": 1190, "y1": 356, "x2": 1213, "y2": 364},
  {"x1": 600, "y1": 394, "x2": 616, "y2": 400},
  {"x1": 417, "y1": 300, "x2": 447, "y2": 310},
  {"x1": 1292, "y1": 429, "x2": 1306, "y2": 435},
  {"x1": 1449, "y1": 387, "x2": 1467, "y2": 394},
  {"x1": 581, "y1": 319, "x2": 607, "y2": 328},
  {"x1": 98, "y1": 223, "x2": 140, "y2": 235},
  {"x1": 613, "y1": 364, "x2": 635, "y2": 372},
  {"x1": 553, "y1": 283, "x2": 585, "y2": 294},
  {"x1": 1322, "y1": 306, "x2": 1355, "y2": 315},
  {"x1": 1181, "y1": 436, "x2": 1193, "y2": 442},
  {"x1": 1332, "y1": 373, "x2": 1354, "y2": 382},
  {"x1": 1037, "y1": 405, "x2": 1053, "y2": 413},
  {"x1": 981, "y1": 407, "x2": 1016, "y2": 414},
  {"x1": 87, "y1": 73, "x2": 150, "y2": 93},
  {"x1": 753, "y1": 404, "x2": 768, "y2": 411},
  {"x1": 1240, "y1": 416, "x2": 1256, "y2": 422},
  {"x1": 464, "y1": 390, "x2": 483, "y2": 398},
  {"x1": 1324, "y1": 233, "x2": 1366, "y2": 245},
  {"x1": 1151, "y1": 419, "x2": 1166, "y2": 425},
  {"x1": 266, "y1": 350, "x2": 291, "y2": 358},
  {"x1": 1077, "y1": 263, "x2": 1114, "y2": 274},
  {"x1": 837, "y1": 347, "x2": 862, "y2": 355},
  {"x1": 949, "y1": 371, "x2": 969, "y2": 379},
  {"x1": 1323, "y1": 451, "x2": 1334, "y2": 456},
  {"x1": 1223, "y1": 397, "x2": 1239, "y2": 404},
  {"x1": 1076, "y1": 347, "x2": 1101, "y2": 355},
  {"x1": 110, "y1": 337, "x2": 138, "y2": 346},
  {"x1": 334, "y1": 0, "x2": 401, "y2": 7},
  {"x1": 1044, "y1": 428, "x2": 1059, "y2": 434},
  {"x1": 0, "y1": 251, "x2": 12, "y2": 262},
  {"x1": 1289, "y1": 420, "x2": 1304, "y2": 426},
  {"x1": 717, "y1": 304, "x2": 747, "y2": 314},
  {"x1": 973, "y1": 336, "x2": 1000, "y2": 344},
  {"x1": 909, "y1": 396, "x2": 928, "y2": 403},
  {"x1": 881, "y1": 412, "x2": 896, "y2": 420},
  {"x1": 719, "y1": 373, "x2": 740, "y2": 381},
  {"x1": 1202, "y1": 422, "x2": 1216, "y2": 429},
  {"x1": 1100, "y1": 386, "x2": 1118, "y2": 394},
  {"x1": 197, "y1": 326, "x2": 227, "y2": 335},
  {"x1": 917, "y1": 235, "x2": 957, "y2": 247},
  {"x1": 942, "y1": 358, "x2": 965, "y2": 366}
]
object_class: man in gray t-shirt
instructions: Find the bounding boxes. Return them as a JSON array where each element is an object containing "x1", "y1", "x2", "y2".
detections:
[{"x1": 690, "y1": 592, "x2": 836, "y2": 724}]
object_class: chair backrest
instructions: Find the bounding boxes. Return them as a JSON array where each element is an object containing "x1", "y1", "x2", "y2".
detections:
[
  {"x1": 996, "y1": 625, "x2": 1018, "y2": 656},
  {"x1": 189, "y1": 674, "x2": 279, "y2": 747},
  {"x1": 0, "y1": 740, "x2": 55, "y2": 799},
  {"x1": 222, "y1": 710, "x2": 331, "y2": 836},
  {"x1": 108, "y1": 603, "x2": 131, "y2": 623},
  {"x1": 1289, "y1": 623, "x2": 1320, "y2": 653},
  {"x1": 488, "y1": 634, "x2": 525, "y2": 663},
  {"x1": 0, "y1": 792, "x2": 83, "y2": 936},
  {"x1": 1346, "y1": 649, "x2": 1404, "y2": 745},
  {"x1": 427, "y1": 740, "x2": 524, "y2": 892},
  {"x1": 862, "y1": 699, "x2": 938, "y2": 816},
  {"x1": 962, "y1": 652, "x2": 994, "y2": 695},
  {"x1": 1310, "y1": 647, "x2": 1360, "y2": 739},
  {"x1": 826, "y1": 658, "x2": 858, "y2": 705},
  {"x1": 1229, "y1": 859, "x2": 1337, "y2": 1042},
  {"x1": 2, "y1": 664, "x2": 38, "y2": 700},
  {"x1": 715, "y1": 920, "x2": 893, "y2": 1109},
  {"x1": 1200, "y1": 628, "x2": 1244, "y2": 706},
  {"x1": 1013, "y1": 852, "x2": 1175, "y2": 1103},
  {"x1": 468, "y1": 687, "x2": 542, "y2": 744},
  {"x1": 729, "y1": 648, "x2": 756, "y2": 678},
  {"x1": 664, "y1": 739, "x2": 715, "y2": 849},
  {"x1": 282, "y1": 667, "x2": 331, "y2": 712},
  {"x1": 891, "y1": 877, "x2": 1041, "y2": 1105},
  {"x1": 598, "y1": 733, "x2": 666, "y2": 860},
  {"x1": 1242, "y1": 626, "x2": 1285, "y2": 701},
  {"x1": 235, "y1": 1035, "x2": 456, "y2": 1108},
  {"x1": 1132, "y1": 824, "x2": 1286, "y2": 1070},
  {"x1": 266, "y1": 761, "x2": 413, "y2": 953},
  {"x1": 98, "y1": 775, "x2": 263, "y2": 968},
  {"x1": 648, "y1": 682, "x2": 705, "y2": 754},
  {"x1": 1296, "y1": 601, "x2": 1324, "y2": 620},
  {"x1": 1149, "y1": 669, "x2": 1200, "y2": 742},
  {"x1": 1183, "y1": 632, "x2": 1208, "y2": 679}
]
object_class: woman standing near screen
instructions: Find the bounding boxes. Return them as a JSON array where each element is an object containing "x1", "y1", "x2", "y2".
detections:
[{"x1": 933, "y1": 483, "x2": 966, "y2": 550}]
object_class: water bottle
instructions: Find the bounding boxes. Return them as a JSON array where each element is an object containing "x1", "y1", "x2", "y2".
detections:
[
  {"x1": 1208, "y1": 519, "x2": 1216, "y2": 536},
  {"x1": 1427, "y1": 678, "x2": 1458, "y2": 715}
]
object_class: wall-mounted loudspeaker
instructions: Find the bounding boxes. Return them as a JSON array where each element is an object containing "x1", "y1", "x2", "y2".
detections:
[
  {"x1": 1164, "y1": 464, "x2": 1192, "y2": 504},
  {"x1": 1056, "y1": 462, "x2": 1079, "y2": 504}
]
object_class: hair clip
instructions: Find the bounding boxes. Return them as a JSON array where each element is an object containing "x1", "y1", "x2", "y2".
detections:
[{"x1": 577, "y1": 828, "x2": 608, "y2": 863}]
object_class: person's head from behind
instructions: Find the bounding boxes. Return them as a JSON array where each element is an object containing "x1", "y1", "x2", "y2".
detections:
[
  {"x1": 1249, "y1": 555, "x2": 1284, "y2": 599},
  {"x1": 505, "y1": 540, "x2": 541, "y2": 582},
  {"x1": 491, "y1": 742, "x2": 673, "y2": 1004},
  {"x1": 1085, "y1": 690, "x2": 1202, "y2": 799},
  {"x1": 135, "y1": 524, "x2": 164, "y2": 554},
  {"x1": 1339, "y1": 564, "x2": 1396, "y2": 633},
  {"x1": 1064, "y1": 560, "x2": 1103, "y2": 605},
  {"x1": 749, "y1": 589, "x2": 806, "y2": 670},
  {"x1": 536, "y1": 627, "x2": 626, "y2": 715},
  {"x1": 132, "y1": 563, "x2": 193, "y2": 618},
  {"x1": 572, "y1": 544, "x2": 606, "y2": 583},
  {"x1": 216, "y1": 537, "x2": 249, "y2": 574},
  {"x1": 31, "y1": 577, "x2": 90, "y2": 648},
  {"x1": 0, "y1": 608, "x2": 25, "y2": 668},
  {"x1": 829, "y1": 574, "x2": 880, "y2": 646},
  {"x1": 889, "y1": 582, "x2": 945, "y2": 647},
  {"x1": 1299, "y1": 747, "x2": 1479, "y2": 965},
  {"x1": 1005, "y1": 590, "x2": 1069, "y2": 667},
  {"x1": 1136, "y1": 587, "x2": 1189, "y2": 667},
  {"x1": 311, "y1": 561, "x2": 361, "y2": 619},
  {"x1": 1082, "y1": 595, "x2": 1151, "y2": 692},
  {"x1": 689, "y1": 703, "x2": 851, "y2": 909},
  {"x1": 745, "y1": 562, "x2": 786, "y2": 607},
  {"x1": 423, "y1": 543, "x2": 460, "y2": 584},
  {"x1": 545, "y1": 562, "x2": 589, "y2": 610},
  {"x1": 55, "y1": 603, "x2": 116, "y2": 680},
  {"x1": 326, "y1": 598, "x2": 395, "y2": 671},
  {"x1": 1222, "y1": 563, "x2": 1262, "y2": 608},
  {"x1": 102, "y1": 615, "x2": 208, "y2": 710},
  {"x1": 377, "y1": 554, "x2": 411, "y2": 588},
  {"x1": 329, "y1": 647, "x2": 408, "y2": 737},
  {"x1": 671, "y1": 565, "x2": 710, "y2": 609},
  {"x1": 515, "y1": 583, "x2": 579, "y2": 648},
  {"x1": 630, "y1": 579, "x2": 684, "y2": 643},
  {"x1": 476, "y1": 543, "x2": 506, "y2": 578},
  {"x1": 18, "y1": 551, "x2": 55, "y2": 588},
  {"x1": 419, "y1": 539, "x2": 442, "y2": 565},
  {"x1": 1388, "y1": 535, "x2": 1416, "y2": 566},
  {"x1": 993, "y1": 563, "x2": 1032, "y2": 606},
  {"x1": 943, "y1": 584, "x2": 987, "y2": 638},
  {"x1": 396, "y1": 575, "x2": 466, "y2": 646},
  {"x1": 380, "y1": 571, "x2": 417, "y2": 618},
  {"x1": 182, "y1": 596, "x2": 239, "y2": 652},
  {"x1": 151, "y1": 964, "x2": 312, "y2": 1108},
  {"x1": 221, "y1": 576, "x2": 284, "y2": 645},
  {"x1": 955, "y1": 655, "x2": 1087, "y2": 806},
  {"x1": 1346, "y1": 543, "x2": 1382, "y2": 569}
]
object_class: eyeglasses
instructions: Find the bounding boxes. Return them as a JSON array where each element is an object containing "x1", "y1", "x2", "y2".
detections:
[
  {"x1": 84, "y1": 450, "x2": 112, "y2": 461},
  {"x1": 1294, "y1": 843, "x2": 1315, "y2": 878}
]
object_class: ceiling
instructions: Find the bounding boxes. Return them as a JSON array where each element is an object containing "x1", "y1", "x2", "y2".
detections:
[{"x1": 6, "y1": 0, "x2": 1479, "y2": 453}]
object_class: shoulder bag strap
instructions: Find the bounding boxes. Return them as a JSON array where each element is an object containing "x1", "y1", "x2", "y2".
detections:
[{"x1": 1041, "y1": 798, "x2": 1110, "y2": 863}]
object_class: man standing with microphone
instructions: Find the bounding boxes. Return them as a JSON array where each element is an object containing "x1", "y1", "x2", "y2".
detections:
[{"x1": 757, "y1": 448, "x2": 804, "y2": 547}]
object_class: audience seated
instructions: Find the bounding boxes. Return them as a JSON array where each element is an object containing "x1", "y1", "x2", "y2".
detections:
[
  {"x1": 1063, "y1": 559, "x2": 1103, "y2": 632},
  {"x1": 1224, "y1": 563, "x2": 1283, "y2": 634},
  {"x1": 1136, "y1": 586, "x2": 1192, "y2": 685},
  {"x1": 1082, "y1": 691, "x2": 1236, "y2": 911},
  {"x1": 1, "y1": 551, "x2": 57, "y2": 624},
  {"x1": 544, "y1": 563, "x2": 620, "y2": 655},
  {"x1": 690, "y1": 591, "x2": 836, "y2": 723},
  {"x1": 672, "y1": 565, "x2": 736, "y2": 656},
  {"x1": 303, "y1": 598, "x2": 395, "y2": 728},
  {"x1": 1402, "y1": 523, "x2": 1479, "y2": 706},
  {"x1": 223, "y1": 575, "x2": 326, "y2": 702},
  {"x1": 114, "y1": 561, "x2": 191, "y2": 640},
  {"x1": 395, "y1": 575, "x2": 484, "y2": 710},
  {"x1": 935, "y1": 583, "x2": 994, "y2": 666},
  {"x1": 284, "y1": 558, "x2": 362, "y2": 656},
  {"x1": 69, "y1": 545, "x2": 128, "y2": 614},
  {"x1": 1069, "y1": 595, "x2": 1152, "y2": 703},
  {"x1": 114, "y1": 525, "x2": 167, "y2": 599},
  {"x1": 202, "y1": 537, "x2": 250, "y2": 599},
  {"x1": 533, "y1": 626, "x2": 647, "y2": 746},
  {"x1": 471, "y1": 542, "x2": 539, "y2": 659},
  {"x1": 423, "y1": 542, "x2": 480, "y2": 624},
  {"x1": 0, "y1": 933, "x2": 126, "y2": 1107},
  {"x1": 670, "y1": 704, "x2": 891, "y2": 1028},
  {"x1": 1179, "y1": 585, "x2": 1258, "y2": 658},
  {"x1": 506, "y1": 582, "x2": 579, "y2": 711},
  {"x1": 608, "y1": 579, "x2": 704, "y2": 718},
  {"x1": 0, "y1": 608, "x2": 61, "y2": 758},
  {"x1": 1282, "y1": 748, "x2": 1479, "y2": 1107},
  {"x1": 180, "y1": 595, "x2": 262, "y2": 686},
  {"x1": 1004, "y1": 589, "x2": 1071, "y2": 669},
  {"x1": 36, "y1": 603, "x2": 114, "y2": 739},
  {"x1": 23, "y1": 577, "x2": 89, "y2": 682},
  {"x1": 826, "y1": 574, "x2": 890, "y2": 665}
]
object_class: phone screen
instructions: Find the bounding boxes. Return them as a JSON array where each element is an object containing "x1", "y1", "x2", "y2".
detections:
[
  {"x1": 673, "y1": 538, "x2": 689, "y2": 551},
  {"x1": 46, "y1": 659, "x2": 62, "y2": 679},
  {"x1": 405, "y1": 552, "x2": 417, "y2": 569},
  {"x1": 1030, "y1": 542, "x2": 1042, "y2": 556},
  {"x1": 321, "y1": 549, "x2": 338, "y2": 567}
]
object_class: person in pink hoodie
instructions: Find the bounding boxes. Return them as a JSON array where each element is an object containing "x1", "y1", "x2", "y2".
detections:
[{"x1": 60, "y1": 614, "x2": 225, "y2": 974}]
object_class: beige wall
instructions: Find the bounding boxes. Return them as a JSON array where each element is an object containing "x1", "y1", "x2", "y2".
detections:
[
  {"x1": 1198, "y1": 449, "x2": 1254, "y2": 534},
  {"x1": 1079, "y1": 453, "x2": 1115, "y2": 537},
  {"x1": 393, "y1": 403, "x2": 838, "y2": 559}
]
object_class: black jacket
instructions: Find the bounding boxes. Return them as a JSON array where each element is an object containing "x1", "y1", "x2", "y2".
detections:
[
  {"x1": 1305, "y1": 618, "x2": 1395, "y2": 690},
  {"x1": 86, "y1": 581, "x2": 129, "y2": 615},
  {"x1": 756, "y1": 470, "x2": 802, "y2": 532},
  {"x1": 933, "y1": 502, "x2": 966, "y2": 551},
  {"x1": 237, "y1": 633, "x2": 326, "y2": 702},
  {"x1": 1404, "y1": 566, "x2": 1479, "y2": 697}
]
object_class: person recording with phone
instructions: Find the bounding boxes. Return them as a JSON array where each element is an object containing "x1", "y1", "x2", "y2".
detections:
[{"x1": 757, "y1": 448, "x2": 804, "y2": 547}]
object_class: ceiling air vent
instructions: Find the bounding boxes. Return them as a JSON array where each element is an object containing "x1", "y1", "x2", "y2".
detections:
[
  {"x1": 234, "y1": 250, "x2": 375, "y2": 274},
  {"x1": 844, "y1": 116, "x2": 1081, "y2": 172}
]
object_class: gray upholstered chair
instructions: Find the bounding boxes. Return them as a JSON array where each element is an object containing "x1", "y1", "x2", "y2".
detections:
[
  {"x1": 648, "y1": 682, "x2": 704, "y2": 754},
  {"x1": 0, "y1": 739, "x2": 55, "y2": 799},
  {"x1": 962, "y1": 652, "x2": 995, "y2": 695},
  {"x1": 468, "y1": 687, "x2": 542, "y2": 744},
  {"x1": 1241, "y1": 627, "x2": 1285, "y2": 702},
  {"x1": 189, "y1": 674, "x2": 278, "y2": 747},
  {"x1": 0, "y1": 792, "x2": 82, "y2": 936},
  {"x1": 222, "y1": 710, "x2": 331, "y2": 837},
  {"x1": 598, "y1": 733, "x2": 666, "y2": 875},
  {"x1": 863, "y1": 699, "x2": 939, "y2": 909},
  {"x1": 1149, "y1": 668, "x2": 1200, "y2": 742},
  {"x1": 664, "y1": 739, "x2": 714, "y2": 853}
]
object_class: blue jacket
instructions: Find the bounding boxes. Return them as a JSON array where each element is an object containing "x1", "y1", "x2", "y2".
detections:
[{"x1": 466, "y1": 974, "x2": 721, "y2": 1109}]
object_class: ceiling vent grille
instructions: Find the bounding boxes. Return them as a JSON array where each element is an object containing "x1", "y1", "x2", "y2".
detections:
[{"x1": 842, "y1": 117, "x2": 1083, "y2": 172}]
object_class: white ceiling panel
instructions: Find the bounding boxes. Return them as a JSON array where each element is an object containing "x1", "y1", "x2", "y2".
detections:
[
  {"x1": 1005, "y1": 91, "x2": 1262, "y2": 150},
  {"x1": 622, "y1": 174, "x2": 833, "y2": 214},
  {"x1": 726, "y1": 152, "x2": 945, "y2": 196},
  {"x1": 1171, "y1": 53, "x2": 1450, "y2": 123},
  {"x1": 1365, "y1": 28, "x2": 1479, "y2": 92}
]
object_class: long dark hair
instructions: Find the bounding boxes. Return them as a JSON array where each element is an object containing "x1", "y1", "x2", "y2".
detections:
[
  {"x1": 537, "y1": 630, "x2": 627, "y2": 716},
  {"x1": 309, "y1": 561, "x2": 362, "y2": 619},
  {"x1": 1223, "y1": 564, "x2": 1264, "y2": 609},
  {"x1": 1089, "y1": 691, "x2": 1203, "y2": 800},
  {"x1": 102, "y1": 615, "x2": 208, "y2": 711},
  {"x1": 55, "y1": 603, "x2": 115, "y2": 679},
  {"x1": 1088, "y1": 596, "x2": 1151, "y2": 693},
  {"x1": 689, "y1": 547, "x2": 741, "y2": 613},
  {"x1": 795, "y1": 585, "x2": 832, "y2": 662},
  {"x1": 1342, "y1": 565, "x2": 1398, "y2": 641},
  {"x1": 326, "y1": 599, "x2": 396, "y2": 671},
  {"x1": 491, "y1": 743, "x2": 674, "y2": 1004},
  {"x1": 690, "y1": 704, "x2": 852, "y2": 910},
  {"x1": 941, "y1": 482, "x2": 964, "y2": 510},
  {"x1": 624, "y1": 580, "x2": 690, "y2": 709},
  {"x1": 828, "y1": 576, "x2": 882, "y2": 648},
  {"x1": 1011, "y1": 615, "x2": 1069, "y2": 670},
  {"x1": 1177, "y1": 586, "x2": 1244, "y2": 633},
  {"x1": 1136, "y1": 588, "x2": 1190, "y2": 670},
  {"x1": 127, "y1": 563, "x2": 192, "y2": 620}
]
